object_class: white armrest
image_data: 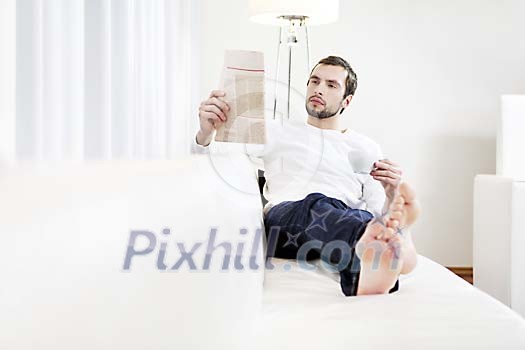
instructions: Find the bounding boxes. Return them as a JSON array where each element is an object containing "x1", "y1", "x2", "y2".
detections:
[
  {"x1": 0, "y1": 154, "x2": 265, "y2": 350},
  {"x1": 473, "y1": 175, "x2": 513, "y2": 305},
  {"x1": 473, "y1": 174, "x2": 525, "y2": 318}
]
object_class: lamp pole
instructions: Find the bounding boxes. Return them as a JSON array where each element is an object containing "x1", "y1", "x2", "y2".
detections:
[{"x1": 273, "y1": 16, "x2": 311, "y2": 120}]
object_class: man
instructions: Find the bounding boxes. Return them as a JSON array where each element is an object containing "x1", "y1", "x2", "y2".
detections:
[{"x1": 194, "y1": 56, "x2": 420, "y2": 296}]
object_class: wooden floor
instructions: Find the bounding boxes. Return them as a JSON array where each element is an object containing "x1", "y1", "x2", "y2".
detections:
[{"x1": 446, "y1": 267, "x2": 473, "y2": 284}]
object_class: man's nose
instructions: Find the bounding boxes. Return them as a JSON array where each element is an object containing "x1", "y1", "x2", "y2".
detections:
[{"x1": 314, "y1": 84, "x2": 327, "y2": 96}]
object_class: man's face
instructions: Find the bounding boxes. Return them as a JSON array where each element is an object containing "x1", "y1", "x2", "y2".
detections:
[{"x1": 305, "y1": 64, "x2": 350, "y2": 119}]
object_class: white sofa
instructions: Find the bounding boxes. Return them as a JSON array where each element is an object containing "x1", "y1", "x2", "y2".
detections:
[
  {"x1": 473, "y1": 175, "x2": 525, "y2": 318},
  {"x1": 0, "y1": 155, "x2": 265, "y2": 350},
  {"x1": 1, "y1": 155, "x2": 525, "y2": 350}
]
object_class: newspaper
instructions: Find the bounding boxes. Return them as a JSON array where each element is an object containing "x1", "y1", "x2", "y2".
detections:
[{"x1": 214, "y1": 50, "x2": 266, "y2": 144}]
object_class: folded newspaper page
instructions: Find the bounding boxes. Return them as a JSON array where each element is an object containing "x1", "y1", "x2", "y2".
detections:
[{"x1": 214, "y1": 50, "x2": 266, "y2": 144}]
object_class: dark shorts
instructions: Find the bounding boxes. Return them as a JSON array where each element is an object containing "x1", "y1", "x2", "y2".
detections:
[{"x1": 263, "y1": 192, "x2": 399, "y2": 296}]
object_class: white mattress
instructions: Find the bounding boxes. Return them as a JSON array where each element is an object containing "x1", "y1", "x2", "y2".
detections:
[{"x1": 256, "y1": 255, "x2": 525, "y2": 350}]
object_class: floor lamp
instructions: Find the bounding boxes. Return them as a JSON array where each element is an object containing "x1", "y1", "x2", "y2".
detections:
[{"x1": 249, "y1": 0, "x2": 339, "y2": 119}]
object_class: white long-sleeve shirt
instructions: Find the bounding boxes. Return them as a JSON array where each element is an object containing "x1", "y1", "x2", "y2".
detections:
[{"x1": 193, "y1": 118, "x2": 386, "y2": 217}]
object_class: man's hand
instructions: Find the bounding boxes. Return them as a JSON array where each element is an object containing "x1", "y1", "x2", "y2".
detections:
[
  {"x1": 196, "y1": 90, "x2": 230, "y2": 146},
  {"x1": 370, "y1": 159, "x2": 403, "y2": 199}
]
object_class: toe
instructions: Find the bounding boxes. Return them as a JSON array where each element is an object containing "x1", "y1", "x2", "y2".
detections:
[
  {"x1": 362, "y1": 221, "x2": 384, "y2": 239},
  {"x1": 399, "y1": 182, "x2": 416, "y2": 203},
  {"x1": 377, "y1": 226, "x2": 395, "y2": 240},
  {"x1": 390, "y1": 197, "x2": 404, "y2": 210},
  {"x1": 387, "y1": 219, "x2": 399, "y2": 229},
  {"x1": 390, "y1": 210, "x2": 402, "y2": 220}
]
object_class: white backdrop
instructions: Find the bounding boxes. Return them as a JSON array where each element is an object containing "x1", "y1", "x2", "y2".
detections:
[{"x1": 15, "y1": 0, "x2": 199, "y2": 161}]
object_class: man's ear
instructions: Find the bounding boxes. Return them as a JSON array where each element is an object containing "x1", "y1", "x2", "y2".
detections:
[
  {"x1": 339, "y1": 95, "x2": 353, "y2": 115},
  {"x1": 343, "y1": 95, "x2": 353, "y2": 108}
]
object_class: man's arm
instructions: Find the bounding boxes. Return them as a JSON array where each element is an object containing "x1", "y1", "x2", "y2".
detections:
[
  {"x1": 196, "y1": 129, "x2": 213, "y2": 147},
  {"x1": 362, "y1": 175, "x2": 387, "y2": 217}
]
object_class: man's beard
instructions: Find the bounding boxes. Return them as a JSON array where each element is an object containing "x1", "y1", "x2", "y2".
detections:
[{"x1": 306, "y1": 103, "x2": 340, "y2": 119}]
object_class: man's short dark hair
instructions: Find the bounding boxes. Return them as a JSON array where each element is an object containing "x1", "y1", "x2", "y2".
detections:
[{"x1": 310, "y1": 56, "x2": 358, "y2": 98}]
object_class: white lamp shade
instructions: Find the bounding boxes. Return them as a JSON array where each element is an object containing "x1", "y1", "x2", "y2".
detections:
[{"x1": 249, "y1": 0, "x2": 339, "y2": 26}]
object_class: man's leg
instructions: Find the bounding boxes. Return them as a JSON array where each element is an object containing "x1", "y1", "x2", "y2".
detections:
[
  {"x1": 264, "y1": 193, "x2": 372, "y2": 255},
  {"x1": 264, "y1": 193, "x2": 384, "y2": 296}
]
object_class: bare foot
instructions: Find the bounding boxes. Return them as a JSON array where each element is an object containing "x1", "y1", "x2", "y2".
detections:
[
  {"x1": 355, "y1": 221, "x2": 403, "y2": 295},
  {"x1": 391, "y1": 182, "x2": 420, "y2": 229},
  {"x1": 355, "y1": 182, "x2": 420, "y2": 295}
]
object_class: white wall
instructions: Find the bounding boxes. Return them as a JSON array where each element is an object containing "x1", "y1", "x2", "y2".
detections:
[
  {"x1": 0, "y1": 0, "x2": 15, "y2": 163},
  {"x1": 196, "y1": 0, "x2": 525, "y2": 266}
]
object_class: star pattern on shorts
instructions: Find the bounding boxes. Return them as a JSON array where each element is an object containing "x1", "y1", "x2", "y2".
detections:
[
  {"x1": 283, "y1": 231, "x2": 302, "y2": 248},
  {"x1": 335, "y1": 205, "x2": 370, "y2": 225},
  {"x1": 334, "y1": 209, "x2": 351, "y2": 225},
  {"x1": 306, "y1": 208, "x2": 331, "y2": 232}
]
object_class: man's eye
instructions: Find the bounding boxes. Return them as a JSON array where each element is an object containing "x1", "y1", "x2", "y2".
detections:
[{"x1": 329, "y1": 84, "x2": 336, "y2": 88}]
